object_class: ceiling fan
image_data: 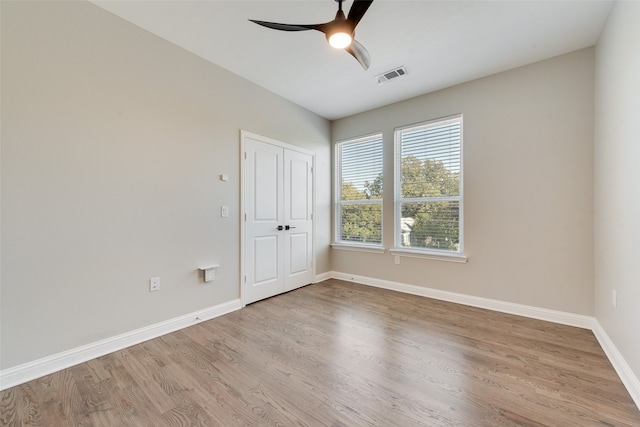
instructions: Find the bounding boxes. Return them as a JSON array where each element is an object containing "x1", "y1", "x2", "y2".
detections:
[{"x1": 249, "y1": 0, "x2": 374, "y2": 70}]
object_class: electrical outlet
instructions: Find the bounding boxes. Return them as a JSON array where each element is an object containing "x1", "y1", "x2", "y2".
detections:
[
  {"x1": 612, "y1": 289, "x2": 617, "y2": 308},
  {"x1": 150, "y1": 277, "x2": 160, "y2": 292}
]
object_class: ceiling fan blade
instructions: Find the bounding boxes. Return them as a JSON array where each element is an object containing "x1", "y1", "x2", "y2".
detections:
[
  {"x1": 345, "y1": 39, "x2": 371, "y2": 70},
  {"x1": 347, "y1": 0, "x2": 374, "y2": 27},
  {"x1": 249, "y1": 20, "x2": 319, "y2": 32}
]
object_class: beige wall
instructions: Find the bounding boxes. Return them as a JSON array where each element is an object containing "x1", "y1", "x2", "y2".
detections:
[
  {"x1": 595, "y1": 1, "x2": 640, "y2": 379},
  {"x1": 332, "y1": 49, "x2": 595, "y2": 315},
  {"x1": 0, "y1": 1, "x2": 331, "y2": 369}
]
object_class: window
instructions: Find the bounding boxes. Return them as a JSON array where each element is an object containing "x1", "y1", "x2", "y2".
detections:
[
  {"x1": 394, "y1": 115, "x2": 463, "y2": 255},
  {"x1": 335, "y1": 134, "x2": 383, "y2": 247}
]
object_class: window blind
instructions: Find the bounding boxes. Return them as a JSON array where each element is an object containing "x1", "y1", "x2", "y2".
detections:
[
  {"x1": 336, "y1": 134, "x2": 384, "y2": 245},
  {"x1": 395, "y1": 115, "x2": 463, "y2": 252}
]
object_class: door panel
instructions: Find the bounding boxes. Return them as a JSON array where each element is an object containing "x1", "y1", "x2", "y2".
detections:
[
  {"x1": 254, "y1": 150, "x2": 279, "y2": 221},
  {"x1": 253, "y1": 236, "x2": 278, "y2": 283},
  {"x1": 288, "y1": 232, "x2": 309, "y2": 275},
  {"x1": 289, "y1": 158, "x2": 310, "y2": 220},
  {"x1": 244, "y1": 137, "x2": 284, "y2": 304},
  {"x1": 283, "y1": 149, "x2": 313, "y2": 292}
]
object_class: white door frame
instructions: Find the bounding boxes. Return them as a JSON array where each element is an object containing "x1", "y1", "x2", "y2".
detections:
[{"x1": 240, "y1": 130, "x2": 316, "y2": 305}]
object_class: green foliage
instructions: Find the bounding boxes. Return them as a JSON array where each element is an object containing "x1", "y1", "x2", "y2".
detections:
[
  {"x1": 341, "y1": 182, "x2": 365, "y2": 201},
  {"x1": 340, "y1": 204, "x2": 382, "y2": 244},
  {"x1": 401, "y1": 156, "x2": 458, "y2": 205},
  {"x1": 400, "y1": 155, "x2": 460, "y2": 250},
  {"x1": 406, "y1": 203, "x2": 459, "y2": 251},
  {"x1": 339, "y1": 155, "x2": 460, "y2": 250},
  {"x1": 340, "y1": 182, "x2": 382, "y2": 244},
  {"x1": 364, "y1": 174, "x2": 383, "y2": 200}
]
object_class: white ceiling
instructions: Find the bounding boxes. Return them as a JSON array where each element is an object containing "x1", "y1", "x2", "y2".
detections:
[{"x1": 92, "y1": 0, "x2": 613, "y2": 120}]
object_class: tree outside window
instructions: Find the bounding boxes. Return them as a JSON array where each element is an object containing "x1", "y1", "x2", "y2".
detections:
[
  {"x1": 395, "y1": 115, "x2": 463, "y2": 253},
  {"x1": 335, "y1": 134, "x2": 383, "y2": 246}
]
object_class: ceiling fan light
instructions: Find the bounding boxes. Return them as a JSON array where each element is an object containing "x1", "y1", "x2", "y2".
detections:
[{"x1": 328, "y1": 32, "x2": 352, "y2": 49}]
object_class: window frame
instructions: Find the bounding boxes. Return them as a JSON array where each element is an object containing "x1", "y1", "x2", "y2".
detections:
[
  {"x1": 391, "y1": 114, "x2": 466, "y2": 262},
  {"x1": 333, "y1": 133, "x2": 385, "y2": 252}
]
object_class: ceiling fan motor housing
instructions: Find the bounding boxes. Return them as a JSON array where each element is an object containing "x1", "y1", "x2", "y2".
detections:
[{"x1": 326, "y1": 18, "x2": 355, "y2": 47}]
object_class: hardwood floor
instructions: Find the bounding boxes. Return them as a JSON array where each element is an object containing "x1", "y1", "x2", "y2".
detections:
[{"x1": 2, "y1": 279, "x2": 639, "y2": 426}]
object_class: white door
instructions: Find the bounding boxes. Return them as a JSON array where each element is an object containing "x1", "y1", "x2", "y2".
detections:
[
  {"x1": 283, "y1": 149, "x2": 314, "y2": 292},
  {"x1": 244, "y1": 138, "x2": 284, "y2": 303},
  {"x1": 243, "y1": 132, "x2": 314, "y2": 304}
]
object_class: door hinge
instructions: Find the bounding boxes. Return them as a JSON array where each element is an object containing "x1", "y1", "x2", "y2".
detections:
[
  {"x1": 244, "y1": 152, "x2": 247, "y2": 160},
  {"x1": 311, "y1": 213, "x2": 313, "y2": 220},
  {"x1": 311, "y1": 166, "x2": 313, "y2": 173},
  {"x1": 244, "y1": 213, "x2": 247, "y2": 221},
  {"x1": 244, "y1": 275, "x2": 247, "y2": 283}
]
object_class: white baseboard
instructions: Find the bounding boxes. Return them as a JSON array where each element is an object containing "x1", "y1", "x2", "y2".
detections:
[
  {"x1": 0, "y1": 299, "x2": 243, "y2": 391},
  {"x1": 326, "y1": 271, "x2": 640, "y2": 411},
  {"x1": 592, "y1": 321, "x2": 640, "y2": 410},
  {"x1": 328, "y1": 271, "x2": 594, "y2": 329},
  {"x1": 314, "y1": 271, "x2": 333, "y2": 283}
]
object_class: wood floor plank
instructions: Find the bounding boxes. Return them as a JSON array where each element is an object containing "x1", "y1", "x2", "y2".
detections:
[{"x1": 2, "y1": 279, "x2": 639, "y2": 426}]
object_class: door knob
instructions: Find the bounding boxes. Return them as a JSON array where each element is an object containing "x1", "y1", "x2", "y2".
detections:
[
  {"x1": 277, "y1": 225, "x2": 284, "y2": 231},
  {"x1": 285, "y1": 225, "x2": 296, "y2": 230}
]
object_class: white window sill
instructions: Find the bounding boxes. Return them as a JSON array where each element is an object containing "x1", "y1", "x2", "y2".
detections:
[
  {"x1": 331, "y1": 243, "x2": 386, "y2": 254},
  {"x1": 389, "y1": 248, "x2": 468, "y2": 263}
]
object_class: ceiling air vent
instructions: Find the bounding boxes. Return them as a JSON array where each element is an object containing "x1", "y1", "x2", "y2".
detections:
[{"x1": 376, "y1": 66, "x2": 408, "y2": 85}]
